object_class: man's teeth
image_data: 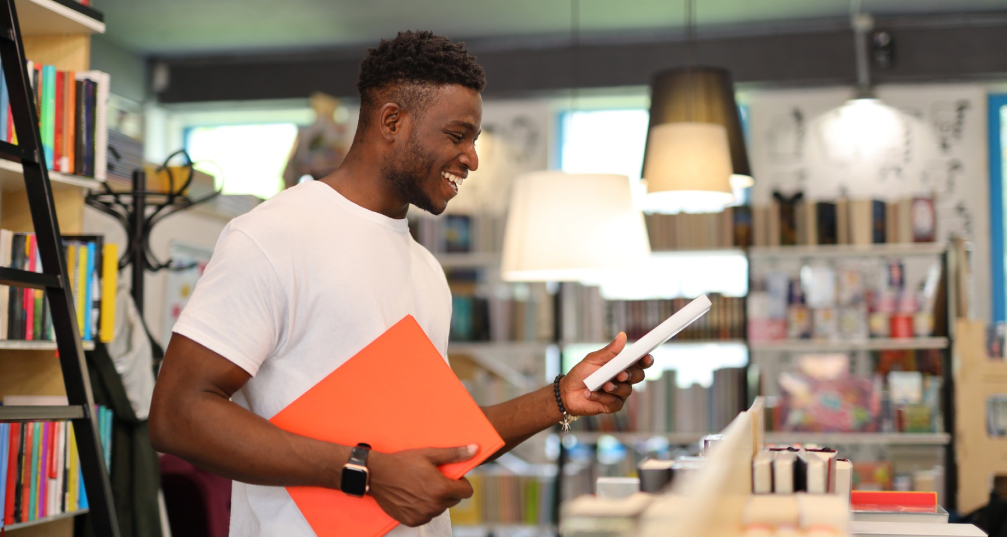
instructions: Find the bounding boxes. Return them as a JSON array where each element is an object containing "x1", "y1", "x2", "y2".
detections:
[{"x1": 442, "y1": 171, "x2": 464, "y2": 188}]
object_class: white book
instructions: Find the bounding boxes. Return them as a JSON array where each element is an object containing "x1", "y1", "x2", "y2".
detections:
[
  {"x1": 798, "y1": 451, "x2": 829, "y2": 494},
  {"x1": 752, "y1": 451, "x2": 774, "y2": 493},
  {"x1": 0, "y1": 229, "x2": 12, "y2": 340},
  {"x1": 835, "y1": 459, "x2": 853, "y2": 501},
  {"x1": 585, "y1": 294, "x2": 711, "y2": 392},
  {"x1": 773, "y1": 450, "x2": 797, "y2": 494}
]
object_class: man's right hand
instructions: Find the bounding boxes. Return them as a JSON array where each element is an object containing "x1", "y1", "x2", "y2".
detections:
[{"x1": 367, "y1": 445, "x2": 478, "y2": 527}]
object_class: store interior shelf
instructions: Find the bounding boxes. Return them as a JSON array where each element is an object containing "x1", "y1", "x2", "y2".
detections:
[
  {"x1": 0, "y1": 160, "x2": 103, "y2": 191},
  {"x1": 749, "y1": 337, "x2": 948, "y2": 352},
  {"x1": 4, "y1": 509, "x2": 90, "y2": 531},
  {"x1": 0, "y1": 339, "x2": 94, "y2": 350},
  {"x1": 434, "y1": 252, "x2": 501, "y2": 268},
  {"x1": 448, "y1": 341, "x2": 554, "y2": 355},
  {"x1": 560, "y1": 431, "x2": 707, "y2": 445},
  {"x1": 15, "y1": 0, "x2": 104, "y2": 35},
  {"x1": 748, "y1": 243, "x2": 946, "y2": 259},
  {"x1": 765, "y1": 432, "x2": 951, "y2": 446}
]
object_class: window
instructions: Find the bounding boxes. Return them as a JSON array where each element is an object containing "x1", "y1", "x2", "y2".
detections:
[
  {"x1": 184, "y1": 123, "x2": 299, "y2": 200},
  {"x1": 559, "y1": 109, "x2": 650, "y2": 181}
]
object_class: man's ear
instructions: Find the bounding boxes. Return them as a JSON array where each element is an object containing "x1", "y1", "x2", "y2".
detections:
[{"x1": 378, "y1": 103, "x2": 406, "y2": 143}]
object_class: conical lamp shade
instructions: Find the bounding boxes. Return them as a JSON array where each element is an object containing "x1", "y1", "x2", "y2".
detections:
[
  {"x1": 501, "y1": 172, "x2": 651, "y2": 282},
  {"x1": 643, "y1": 122, "x2": 734, "y2": 214},
  {"x1": 645, "y1": 66, "x2": 752, "y2": 190}
]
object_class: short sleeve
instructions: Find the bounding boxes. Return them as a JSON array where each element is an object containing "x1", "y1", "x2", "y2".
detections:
[{"x1": 172, "y1": 228, "x2": 287, "y2": 377}]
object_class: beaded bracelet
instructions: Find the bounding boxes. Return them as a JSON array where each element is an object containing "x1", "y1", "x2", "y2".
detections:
[{"x1": 553, "y1": 374, "x2": 579, "y2": 432}]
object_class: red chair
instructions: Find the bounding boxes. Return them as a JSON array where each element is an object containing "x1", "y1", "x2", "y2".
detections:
[{"x1": 160, "y1": 454, "x2": 231, "y2": 537}]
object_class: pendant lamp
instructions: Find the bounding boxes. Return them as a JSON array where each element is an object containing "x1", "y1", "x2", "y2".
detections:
[{"x1": 501, "y1": 172, "x2": 651, "y2": 282}]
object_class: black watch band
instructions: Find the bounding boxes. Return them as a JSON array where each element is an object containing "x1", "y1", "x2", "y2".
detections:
[{"x1": 340, "y1": 443, "x2": 371, "y2": 497}]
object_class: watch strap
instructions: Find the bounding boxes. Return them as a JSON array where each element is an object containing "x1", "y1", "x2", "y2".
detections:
[{"x1": 349, "y1": 443, "x2": 371, "y2": 466}]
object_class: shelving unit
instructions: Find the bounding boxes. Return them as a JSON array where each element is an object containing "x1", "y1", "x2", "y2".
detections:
[
  {"x1": 0, "y1": 0, "x2": 118, "y2": 535},
  {"x1": 764, "y1": 432, "x2": 952, "y2": 446},
  {"x1": 748, "y1": 242, "x2": 947, "y2": 259},
  {"x1": 3, "y1": 509, "x2": 90, "y2": 531},
  {"x1": 749, "y1": 337, "x2": 949, "y2": 352}
]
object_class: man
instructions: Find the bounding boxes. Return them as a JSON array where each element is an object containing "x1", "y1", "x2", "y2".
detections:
[{"x1": 149, "y1": 31, "x2": 652, "y2": 537}]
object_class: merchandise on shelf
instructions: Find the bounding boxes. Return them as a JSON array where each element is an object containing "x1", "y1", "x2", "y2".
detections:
[
  {"x1": 0, "y1": 407, "x2": 113, "y2": 526},
  {"x1": 408, "y1": 213, "x2": 506, "y2": 254},
  {"x1": 748, "y1": 256, "x2": 942, "y2": 342},
  {"x1": 448, "y1": 270, "x2": 554, "y2": 342},
  {"x1": 644, "y1": 206, "x2": 752, "y2": 251}
]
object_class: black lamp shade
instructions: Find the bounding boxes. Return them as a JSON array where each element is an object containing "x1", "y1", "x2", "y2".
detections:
[{"x1": 644, "y1": 66, "x2": 751, "y2": 180}]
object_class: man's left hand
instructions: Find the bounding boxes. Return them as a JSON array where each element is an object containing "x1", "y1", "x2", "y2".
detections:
[{"x1": 560, "y1": 332, "x2": 653, "y2": 416}]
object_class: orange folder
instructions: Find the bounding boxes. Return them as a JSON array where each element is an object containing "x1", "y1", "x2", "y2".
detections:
[{"x1": 270, "y1": 315, "x2": 505, "y2": 537}]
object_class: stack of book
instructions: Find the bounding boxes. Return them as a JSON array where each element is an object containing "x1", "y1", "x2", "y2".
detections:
[
  {"x1": 0, "y1": 59, "x2": 109, "y2": 179},
  {"x1": 408, "y1": 213, "x2": 507, "y2": 254},
  {"x1": 752, "y1": 195, "x2": 937, "y2": 247},
  {"x1": 449, "y1": 471, "x2": 555, "y2": 527},
  {"x1": 0, "y1": 406, "x2": 113, "y2": 527},
  {"x1": 645, "y1": 207, "x2": 752, "y2": 251},
  {"x1": 572, "y1": 367, "x2": 747, "y2": 434},
  {"x1": 609, "y1": 295, "x2": 745, "y2": 341},
  {"x1": 0, "y1": 232, "x2": 117, "y2": 343},
  {"x1": 449, "y1": 273, "x2": 554, "y2": 342}
]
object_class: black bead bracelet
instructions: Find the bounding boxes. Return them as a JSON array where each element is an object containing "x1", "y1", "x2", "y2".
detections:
[{"x1": 553, "y1": 374, "x2": 578, "y2": 431}]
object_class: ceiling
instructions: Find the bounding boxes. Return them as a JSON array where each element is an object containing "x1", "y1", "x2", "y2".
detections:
[{"x1": 93, "y1": 0, "x2": 1007, "y2": 57}]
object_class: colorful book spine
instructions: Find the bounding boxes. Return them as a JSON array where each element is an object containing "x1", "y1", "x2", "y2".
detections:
[
  {"x1": 83, "y1": 241, "x2": 95, "y2": 341},
  {"x1": 76, "y1": 244, "x2": 87, "y2": 334},
  {"x1": 64, "y1": 71, "x2": 75, "y2": 174},
  {"x1": 0, "y1": 423, "x2": 7, "y2": 529},
  {"x1": 41, "y1": 65, "x2": 55, "y2": 169},
  {"x1": 4, "y1": 423, "x2": 19, "y2": 525},
  {"x1": 100, "y1": 243, "x2": 117, "y2": 342},
  {"x1": 24, "y1": 235, "x2": 36, "y2": 341},
  {"x1": 53, "y1": 70, "x2": 64, "y2": 172},
  {"x1": 0, "y1": 57, "x2": 8, "y2": 143}
]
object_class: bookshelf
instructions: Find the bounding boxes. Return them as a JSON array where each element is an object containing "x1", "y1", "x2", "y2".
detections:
[
  {"x1": 0, "y1": 0, "x2": 117, "y2": 534},
  {"x1": 749, "y1": 337, "x2": 949, "y2": 352},
  {"x1": 748, "y1": 243, "x2": 948, "y2": 259}
]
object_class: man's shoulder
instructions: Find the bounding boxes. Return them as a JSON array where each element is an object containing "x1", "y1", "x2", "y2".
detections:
[{"x1": 227, "y1": 183, "x2": 330, "y2": 244}]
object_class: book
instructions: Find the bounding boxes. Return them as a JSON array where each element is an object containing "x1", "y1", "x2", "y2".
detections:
[
  {"x1": 4, "y1": 424, "x2": 19, "y2": 524},
  {"x1": 100, "y1": 243, "x2": 118, "y2": 342},
  {"x1": 269, "y1": 315, "x2": 504, "y2": 537},
  {"x1": 816, "y1": 202, "x2": 838, "y2": 245},
  {"x1": 872, "y1": 200, "x2": 887, "y2": 244},
  {"x1": 0, "y1": 424, "x2": 7, "y2": 529},
  {"x1": 772, "y1": 450, "x2": 797, "y2": 494},
  {"x1": 752, "y1": 450, "x2": 774, "y2": 493}
]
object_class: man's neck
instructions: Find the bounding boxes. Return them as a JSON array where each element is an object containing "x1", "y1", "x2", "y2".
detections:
[{"x1": 320, "y1": 156, "x2": 409, "y2": 220}]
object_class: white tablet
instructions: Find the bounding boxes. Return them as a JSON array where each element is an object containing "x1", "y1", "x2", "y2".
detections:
[{"x1": 583, "y1": 294, "x2": 712, "y2": 392}]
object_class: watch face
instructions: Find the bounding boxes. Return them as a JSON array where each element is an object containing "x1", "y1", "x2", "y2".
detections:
[{"x1": 340, "y1": 467, "x2": 368, "y2": 496}]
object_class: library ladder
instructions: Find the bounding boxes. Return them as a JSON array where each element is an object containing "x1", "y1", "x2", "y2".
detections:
[{"x1": 0, "y1": 0, "x2": 120, "y2": 535}]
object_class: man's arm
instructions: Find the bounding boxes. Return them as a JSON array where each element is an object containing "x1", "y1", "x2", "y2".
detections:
[
  {"x1": 150, "y1": 334, "x2": 477, "y2": 527},
  {"x1": 480, "y1": 333, "x2": 652, "y2": 456}
]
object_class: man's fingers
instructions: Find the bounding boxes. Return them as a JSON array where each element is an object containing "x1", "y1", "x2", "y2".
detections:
[
  {"x1": 587, "y1": 391, "x2": 626, "y2": 411},
  {"x1": 443, "y1": 476, "x2": 474, "y2": 500},
  {"x1": 603, "y1": 382, "x2": 633, "y2": 399},
  {"x1": 592, "y1": 332, "x2": 627, "y2": 364},
  {"x1": 423, "y1": 444, "x2": 479, "y2": 466}
]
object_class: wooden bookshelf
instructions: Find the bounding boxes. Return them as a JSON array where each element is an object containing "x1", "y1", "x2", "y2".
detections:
[
  {"x1": 749, "y1": 337, "x2": 948, "y2": 352},
  {"x1": 4, "y1": 509, "x2": 89, "y2": 532},
  {"x1": 0, "y1": 339, "x2": 93, "y2": 350},
  {"x1": 0, "y1": 160, "x2": 103, "y2": 192},
  {"x1": 14, "y1": 0, "x2": 102, "y2": 35}
]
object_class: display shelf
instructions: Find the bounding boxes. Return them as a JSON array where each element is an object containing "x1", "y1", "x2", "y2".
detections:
[
  {"x1": 4, "y1": 509, "x2": 90, "y2": 531},
  {"x1": 0, "y1": 339, "x2": 94, "y2": 350},
  {"x1": 0, "y1": 160, "x2": 103, "y2": 191},
  {"x1": 748, "y1": 243, "x2": 946, "y2": 259},
  {"x1": 765, "y1": 432, "x2": 951, "y2": 446},
  {"x1": 749, "y1": 337, "x2": 948, "y2": 352},
  {"x1": 560, "y1": 431, "x2": 707, "y2": 445},
  {"x1": 434, "y1": 252, "x2": 501, "y2": 268},
  {"x1": 14, "y1": 0, "x2": 103, "y2": 35}
]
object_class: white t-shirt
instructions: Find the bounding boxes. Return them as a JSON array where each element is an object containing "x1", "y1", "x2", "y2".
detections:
[{"x1": 172, "y1": 180, "x2": 454, "y2": 537}]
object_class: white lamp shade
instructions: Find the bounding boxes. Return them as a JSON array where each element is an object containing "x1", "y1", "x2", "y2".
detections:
[
  {"x1": 643, "y1": 122, "x2": 735, "y2": 213},
  {"x1": 501, "y1": 172, "x2": 651, "y2": 282}
]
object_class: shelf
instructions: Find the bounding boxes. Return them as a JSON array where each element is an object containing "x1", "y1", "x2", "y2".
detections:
[
  {"x1": 15, "y1": 0, "x2": 104, "y2": 35},
  {"x1": 4, "y1": 509, "x2": 89, "y2": 531},
  {"x1": 748, "y1": 243, "x2": 946, "y2": 259},
  {"x1": 0, "y1": 339, "x2": 94, "y2": 350},
  {"x1": 561, "y1": 431, "x2": 707, "y2": 445},
  {"x1": 651, "y1": 248, "x2": 748, "y2": 258},
  {"x1": 434, "y1": 252, "x2": 500, "y2": 268},
  {"x1": 0, "y1": 160, "x2": 103, "y2": 191},
  {"x1": 0, "y1": 404, "x2": 84, "y2": 421},
  {"x1": 749, "y1": 337, "x2": 948, "y2": 352},
  {"x1": 448, "y1": 341, "x2": 553, "y2": 354},
  {"x1": 765, "y1": 432, "x2": 951, "y2": 446}
]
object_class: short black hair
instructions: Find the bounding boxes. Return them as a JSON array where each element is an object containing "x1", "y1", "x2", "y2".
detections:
[{"x1": 356, "y1": 31, "x2": 486, "y2": 130}]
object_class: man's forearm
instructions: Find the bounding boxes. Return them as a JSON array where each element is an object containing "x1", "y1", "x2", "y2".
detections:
[
  {"x1": 150, "y1": 391, "x2": 351, "y2": 489},
  {"x1": 481, "y1": 384, "x2": 565, "y2": 457}
]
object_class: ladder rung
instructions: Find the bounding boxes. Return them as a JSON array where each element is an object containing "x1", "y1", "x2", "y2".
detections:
[
  {"x1": 0, "y1": 267, "x2": 61, "y2": 290},
  {"x1": 0, "y1": 405, "x2": 85, "y2": 421},
  {"x1": 0, "y1": 140, "x2": 28, "y2": 163}
]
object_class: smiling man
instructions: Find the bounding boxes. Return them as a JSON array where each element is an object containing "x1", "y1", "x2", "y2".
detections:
[{"x1": 149, "y1": 31, "x2": 652, "y2": 537}]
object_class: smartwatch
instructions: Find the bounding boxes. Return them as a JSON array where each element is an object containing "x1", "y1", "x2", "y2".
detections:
[{"x1": 340, "y1": 443, "x2": 371, "y2": 497}]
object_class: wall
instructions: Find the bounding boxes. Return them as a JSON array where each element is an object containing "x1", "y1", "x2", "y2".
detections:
[
  {"x1": 90, "y1": 34, "x2": 148, "y2": 103},
  {"x1": 746, "y1": 83, "x2": 991, "y2": 320}
]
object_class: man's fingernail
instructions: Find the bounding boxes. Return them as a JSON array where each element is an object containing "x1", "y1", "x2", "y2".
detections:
[
  {"x1": 586, "y1": 390, "x2": 595, "y2": 400},
  {"x1": 466, "y1": 444, "x2": 478, "y2": 455}
]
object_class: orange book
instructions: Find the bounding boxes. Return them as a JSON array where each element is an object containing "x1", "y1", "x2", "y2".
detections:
[{"x1": 269, "y1": 315, "x2": 504, "y2": 537}]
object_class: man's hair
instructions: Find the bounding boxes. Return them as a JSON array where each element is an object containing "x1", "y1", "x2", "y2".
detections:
[{"x1": 356, "y1": 31, "x2": 486, "y2": 130}]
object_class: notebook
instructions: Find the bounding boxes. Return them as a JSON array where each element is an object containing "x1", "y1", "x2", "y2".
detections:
[{"x1": 269, "y1": 315, "x2": 505, "y2": 537}]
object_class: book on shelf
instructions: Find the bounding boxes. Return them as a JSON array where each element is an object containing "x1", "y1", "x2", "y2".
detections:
[
  {"x1": 0, "y1": 231, "x2": 116, "y2": 343},
  {"x1": 0, "y1": 404, "x2": 113, "y2": 526},
  {"x1": 450, "y1": 470, "x2": 554, "y2": 527},
  {"x1": 1, "y1": 59, "x2": 108, "y2": 180},
  {"x1": 644, "y1": 207, "x2": 750, "y2": 251},
  {"x1": 448, "y1": 271, "x2": 553, "y2": 343},
  {"x1": 408, "y1": 213, "x2": 507, "y2": 254},
  {"x1": 571, "y1": 367, "x2": 746, "y2": 435},
  {"x1": 752, "y1": 195, "x2": 938, "y2": 248}
]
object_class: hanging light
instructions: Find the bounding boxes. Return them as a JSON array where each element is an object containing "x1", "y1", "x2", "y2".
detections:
[
  {"x1": 642, "y1": 0, "x2": 740, "y2": 214},
  {"x1": 501, "y1": 172, "x2": 651, "y2": 282},
  {"x1": 646, "y1": 66, "x2": 752, "y2": 190}
]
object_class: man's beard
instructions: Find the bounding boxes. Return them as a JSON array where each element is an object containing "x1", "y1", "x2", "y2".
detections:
[{"x1": 383, "y1": 135, "x2": 442, "y2": 215}]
